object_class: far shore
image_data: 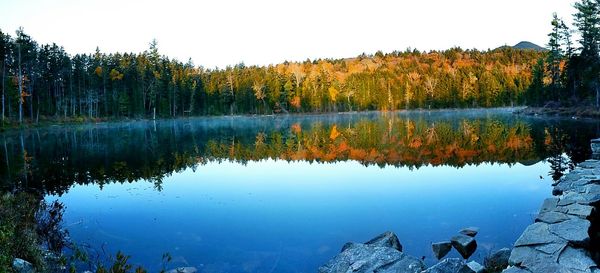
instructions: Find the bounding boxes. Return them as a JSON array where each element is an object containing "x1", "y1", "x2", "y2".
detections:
[
  {"x1": 0, "y1": 107, "x2": 525, "y2": 132},
  {"x1": 514, "y1": 106, "x2": 600, "y2": 119}
]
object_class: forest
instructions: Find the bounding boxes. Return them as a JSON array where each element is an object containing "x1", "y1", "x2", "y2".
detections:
[
  {"x1": 526, "y1": 0, "x2": 600, "y2": 107},
  {"x1": 0, "y1": 29, "x2": 544, "y2": 125}
]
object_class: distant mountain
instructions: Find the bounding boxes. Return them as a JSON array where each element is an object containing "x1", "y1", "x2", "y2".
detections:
[
  {"x1": 495, "y1": 41, "x2": 546, "y2": 51},
  {"x1": 512, "y1": 41, "x2": 546, "y2": 51}
]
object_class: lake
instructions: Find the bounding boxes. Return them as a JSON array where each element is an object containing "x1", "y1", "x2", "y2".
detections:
[{"x1": 1, "y1": 108, "x2": 599, "y2": 273}]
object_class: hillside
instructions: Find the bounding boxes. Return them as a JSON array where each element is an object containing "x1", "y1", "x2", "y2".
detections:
[{"x1": 512, "y1": 41, "x2": 547, "y2": 51}]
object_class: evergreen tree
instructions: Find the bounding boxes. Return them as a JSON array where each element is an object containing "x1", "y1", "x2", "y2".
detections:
[{"x1": 547, "y1": 13, "x2": 564, "y2": 100}]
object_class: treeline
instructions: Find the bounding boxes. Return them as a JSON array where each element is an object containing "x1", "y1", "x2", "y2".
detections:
[
  {"x1": 526, "y1": 0, "x2": 600, "y2": 107},
  {"x1": 0, "y1": 28, "x2": 545, "y2": 123}
]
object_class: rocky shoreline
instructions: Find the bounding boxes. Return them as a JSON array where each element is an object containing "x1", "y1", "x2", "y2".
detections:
[
  {"x1": 502, "y1": 157, "x2": 600, "y2": 272},
  {"x1": 319, "y1": 141, "x2": 600, "y2": 273}
]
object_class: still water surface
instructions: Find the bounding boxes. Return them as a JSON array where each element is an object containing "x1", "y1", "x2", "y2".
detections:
[{"x1": 1, "y1": 109, "x2": 599, "y2": 272}]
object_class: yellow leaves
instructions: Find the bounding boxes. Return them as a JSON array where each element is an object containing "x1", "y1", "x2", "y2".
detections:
[
  {"x1": 407, "y1": 72, "x2": 421, "y2": 83},
  {"x1": 254, "y1": 132, "x2": 266, "y2": 147},
  {"x1": 109, "y1": 69, "x2": 124, "y2": 81},
  {"x1": 328, "y1": 86, "x2": 339, "y2": 102},
  {"x1": 468, "y1": 72, "x2": 478, "y2": 84},
  {"x1": 330, "y1": 125, "x2": 341, "y2": 140},
  {"x1": 252, "y1": 80, "x2": 265, "y2": 100},
  {"x1": 544, "y1": 128, "x2": 552, "y2": 146}
]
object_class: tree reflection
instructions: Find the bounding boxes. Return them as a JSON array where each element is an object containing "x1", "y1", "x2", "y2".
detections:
[{"x1": 0, "y1": 113, "x2": 598, "y2": 195}]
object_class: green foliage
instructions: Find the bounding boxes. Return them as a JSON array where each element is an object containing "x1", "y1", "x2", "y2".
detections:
[{"x1": 0, "y1": 193, "x2": 49, "y2": 272}]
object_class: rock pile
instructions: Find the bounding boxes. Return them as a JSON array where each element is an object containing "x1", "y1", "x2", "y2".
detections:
[{"x1": 503, "y1": 159, "x2": 600, "y2": 273}]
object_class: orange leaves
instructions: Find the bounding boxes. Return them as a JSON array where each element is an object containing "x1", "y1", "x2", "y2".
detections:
[
  {"x1": 95, "y1": 66, "x2": 103, "y2": 77},
  {"x1": 291, "y1": 123, "x2": 302, "y2": 134},
  {"x1": 330, "y1": 125, "x2": 341, "y2": 140},
  {"x1": 349, "y1": 148, "x2": 367, "y2": 161},
  {"x1": 408, "y1": 137, "x2": 422, "y2": 149},
  {"x1": 290, "y1": 96, "x2": 301, "y2": 109}
]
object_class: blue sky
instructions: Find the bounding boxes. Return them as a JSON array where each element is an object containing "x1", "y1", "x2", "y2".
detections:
[{"x1": 1, "y1": 0, "x2": 576, "y2": 68}]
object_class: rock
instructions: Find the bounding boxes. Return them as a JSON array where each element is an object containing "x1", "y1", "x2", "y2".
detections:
[
  {"x1": 508, "y1": 246, "x2": 557, "y2": 268},
  {"x1": 534, "y1": 242, "x2": 567, "y2": 255},
  {"x1": 557, "y1": 197, "x2": 576, "y2": 206},
  {"x1": 539, "y1": 198, "x2": 559, "y2": 213},
  {"x1": 536, "y1": 211, "x2": 570, "y2": 224},
  {"x1": 459, "y1": 227, "x2": 479, "y2": 237},
  {"x1": 432, "y1": 241, "x2": 453, "y2": 260},
  {"x1": 450, "y1": 235, "x2": 477, "y2": 259},
  {"x1": 421, "y1": 258, "x2": 464, "y2": 273},
  {"x1": 528, "y1": 263, "x2": 574, "y2": 273},
  {"x1": 514, "y1": 222, "x2": 565, "y2": 246},
  {"x1": 557, "y1": 246, "x2": 596, "y2": 272},
  {"x1": 12, "y1": 258, "x2": 35, "y2": 273},
  {"x1": 579, "y1": 159, "x2": 600, "y2": 168},
  {"x1": 484, "y1": 248, "x2": 511, "y2": 271},
  {"x1": 501, "y1": 266, "x2": 531, "y2": 273},
  {"x1": 341, "y1": 242, "x2": 357, "y2": 252},
  {"x1": 565, "y1": 203, "x2": 594, "y2": 218},
  {"x1": 548, "y1": 218, "x2": 590, "y2": 244},
  {"x1": 364, "y1": 231, "x2": 403, "y2": 252},
  {"x1": 459, "y1": 261, "x2": 485, "y2": 273},
  {"x1": 318, "y1": 243, "x2": 425, "y2": 273},
  {"x1": 165, "y1": 267, "x2": 198, "y2": 273}
]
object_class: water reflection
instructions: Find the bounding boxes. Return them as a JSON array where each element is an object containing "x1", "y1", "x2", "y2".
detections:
[{"x1": 1, "y1": 110, "x2": 597, "y2": 193}]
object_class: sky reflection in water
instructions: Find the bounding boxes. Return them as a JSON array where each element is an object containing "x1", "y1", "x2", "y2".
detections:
[{"x1": 54, "y1": 158, "x2": 551, "y2": 272}]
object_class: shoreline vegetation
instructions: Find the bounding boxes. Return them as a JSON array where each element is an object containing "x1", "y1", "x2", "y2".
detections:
[{"x1": 515, "y1": 105, "x2": 600, "y2": 119}]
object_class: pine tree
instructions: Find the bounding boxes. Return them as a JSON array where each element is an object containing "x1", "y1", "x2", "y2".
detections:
[{"x1": 547, "y1": 13, "x2": 564, "y2": 100}]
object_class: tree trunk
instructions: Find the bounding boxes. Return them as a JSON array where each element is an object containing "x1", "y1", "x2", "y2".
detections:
[
  {"x1": 1, "y1": 58, "x2": 5, "y2": 122},
  {"x1": 17, "y1": 44, "x2": 23, "y2": 124},
  {"x1": 596, "y1": 84, "x2": 599, "y2": 109},
  {"x1": 28, "y1": 70, "x2": 34, "y2": 121}
]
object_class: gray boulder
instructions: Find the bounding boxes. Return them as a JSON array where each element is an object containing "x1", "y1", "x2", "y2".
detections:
[
  {"x1": 484, "y1": 248, "x2": 511, "y2": 271},
  {"x1": 557, "y1": 246, "x2": 596, "y2": 272},
  {"x1": 432, "y1": 241, "x2": 453, "y2": 260},
  {"x1": 548, "y1": 218, "x2": 590, "y2": 244},
  {"x1": 591, "y1": 139, "x2": 600, "y2": 156},
  {"x1": 165, "y1": 268, "x2": 198, "y2": 273},
  {"x1": 536, "y1": 211, "x2": 570, "y2": 224},
  {"x1": 459, "y1": 261, "x2": 485, "y2": 273},
  {"x1": 459, "y1": 227, "x2": 479, "y2": 237},
  {"x1": 501, "y1": 266, "x2": 531, "y2": 273},
  {"x1": 12, "y1": 258, "x2": 35, "y2": 273},
  {"x1": 451, "y1": 235, "x2": 477, "y2": 259},
  {"x1": 514, "y1": 222, "x2": 564, "y2": 247},
  {"x1": 318, "y1": 243, "x2": 425, "y2": 273},
  {"x1": 422, "y1": 258, "x2": 464, "y2": 273},
  {"x1": 364, "y1": 231, "x2": 403, "y2": 251}
]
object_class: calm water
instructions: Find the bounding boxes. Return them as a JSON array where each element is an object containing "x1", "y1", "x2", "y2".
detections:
[{"x1": 1, "y1": 109, "x2": 599, "y2": 272}]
